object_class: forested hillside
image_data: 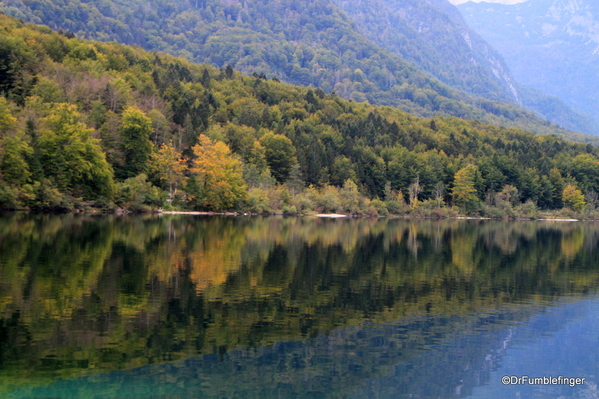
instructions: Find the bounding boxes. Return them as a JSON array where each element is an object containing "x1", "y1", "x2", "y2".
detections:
[
  {"x1": 2, "y1": 14, "x2": 599, "y2": 216},
  {"x1": 0, "y1": 0, "x2": 595, "y2": 138}
]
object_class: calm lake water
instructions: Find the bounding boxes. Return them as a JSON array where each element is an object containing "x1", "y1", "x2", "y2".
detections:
[{"x1": 1, "y1": 213, "x2": 599, "y2": 398}]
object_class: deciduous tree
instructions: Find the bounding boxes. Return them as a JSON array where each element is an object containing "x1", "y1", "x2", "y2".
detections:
[
  {"x1": 121, "y1": 106, "x2": 153, "y2": 179},
  {"x1": 191, "y1": 134, "x2": 246, "y2": 210},
  {"x1": 452, "y1": 164, "x2": 479, "y2": 210},
  {"x1": 562, "y1": 184, "x2": 585, "y2": 212},
  {"x1": 39, "y1": 103, "x2": 114, "y2": 198},
  {"x1": 150, "y1": 141, "x2": 187, "y2": 200},
  {"x1": 259, "y1": 132, "x2": 297, "y2": 183}
]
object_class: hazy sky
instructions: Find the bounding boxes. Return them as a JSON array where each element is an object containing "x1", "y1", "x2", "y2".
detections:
[{"x1": 448, "y1": 0, "x2": 528, "y2": 4}]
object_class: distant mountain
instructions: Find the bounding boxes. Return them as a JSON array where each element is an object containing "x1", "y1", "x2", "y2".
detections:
[
  {"x1": 458, "y1": 0, "x2": 599, "y2": 133},
  {"x1": 0, "y1": 0, "x2": 596, "y2": 138},
  {"x1": 331, "y1": 0, "x2": 521, "y2": 104},
  {"x1": 333, "y1": 0, "x2": 599, "y2": 135}
]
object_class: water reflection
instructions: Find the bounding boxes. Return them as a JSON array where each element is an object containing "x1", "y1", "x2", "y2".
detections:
[
  {"x1": 1, "y1": 214, "x2": 599, "y2": 398},
  {"x1": 6, "y1": 297, "x2": 599, "y2": 399}
]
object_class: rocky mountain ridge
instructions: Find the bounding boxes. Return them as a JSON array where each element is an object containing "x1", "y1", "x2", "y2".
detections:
[
  {"x1": 331, "y1": 0, "x2": 521, "y2": 104},
  {"x1": 458, "y1": 0, "x2": 599, "y2": 131}
]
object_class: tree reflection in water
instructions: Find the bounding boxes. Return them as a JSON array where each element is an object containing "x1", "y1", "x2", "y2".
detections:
[{"x1": 1, "y1": 214, "x2": 598, "y2": 397}]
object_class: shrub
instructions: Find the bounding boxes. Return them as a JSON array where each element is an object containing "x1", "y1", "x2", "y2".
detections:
[
  {"x1": 315, "y1": 185, "x2": 341, "y2": 213},
  {"x1": 245, "y1": 187, "x2": 271, "y2": 213},
  {"x1": 515, "y1": 200, "x2": 539, "y2": 219},
  {"x1": 370, "y1": 198, "x2": 388, "y2": 216},
  {"x1": 30, "y1": 179, "x2": 74, "y2": 211},
  {"x1": 116, "y1": 174, "x2": 166, "y2": 211},
  {"x1": 292, "y1": 192, "x2": 315, "y2": 214},
  {"x1": 0, "y1": 184, "x2": 19, "y2": 209}
]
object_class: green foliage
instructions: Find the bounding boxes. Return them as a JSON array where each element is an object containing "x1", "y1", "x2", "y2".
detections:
[
  {"x1": 0, "y1": 97, "x2": 17, "y2": 131},
  {"x1": 245, "y1": 187, "x2": 273, "y2": 214},
  {"x1": 120, "y1": 106, "x2": 153, "y2": 179},
  {"x1": 39, "y1": 104, "x2": 114, "y2": 199},
  {"x1": 514, "y1": 199, "x2": 539, "y2": 219},
  {"x1": 331, "y1": 0, "x2": 518, "y2": 105},
  {"x1": 0, "y1": 34, "x2": 38, "y2": 105},
  {"x1": 29, "y1": 179, "x2": 75, "y2": 211},
  {"x1": 0, "y1": 135, "x2": 32, "y2": 186},
  {"x1": 0, "y1": 98, "x2": 31, "y2": 187},
  {"x1": 4, "y1": 0, "x2": 595, "y2": 141},
  {"x1": 259, "y1": 132, "x2": 297, "y2": 183},
  {"x1": 0, "y1": 184, "x2": 19, "y2": 209},
  {"x1": 0, "y1": 13, "x2": 598, "y2": 216},
  {"x1": 116, "y1": 173, "x2": 165, "y2": 211}
]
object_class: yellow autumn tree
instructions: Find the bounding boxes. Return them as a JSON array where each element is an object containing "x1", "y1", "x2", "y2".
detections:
[
  {"x1": 562, "y1": 183, "x2": 585, "y2": 212},
  {"x1": 452, "y1": 164, "x2": 479, "y2": 210},
  {"x1": 150, "y1": 141, "x2": 187, "y2": 201},
  {"x1": 191, "y1": 134, "x2": 247, "y2": 210}
]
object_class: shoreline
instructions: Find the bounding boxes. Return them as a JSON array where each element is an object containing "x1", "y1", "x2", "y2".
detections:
[
  {"x1": 1, "y1": 209, "x2": 590, "y2": 222},
  {"x1": 157, "y1": 211, "x2": 584, "y2": 221}
]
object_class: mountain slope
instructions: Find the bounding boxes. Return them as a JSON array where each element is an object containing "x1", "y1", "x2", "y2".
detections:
[
  {"x1": 332, "y1": 0, "x2": 599, "y2": 135},
  {"x1": 458, "y1": 0, "x2": 599, "y2": 131},
  {"x1": 0, "y1": 0, "x2": 595, "y2": 140},
  {"x1": 331, "y1": 0, "x2": 520, "y2": 104}
]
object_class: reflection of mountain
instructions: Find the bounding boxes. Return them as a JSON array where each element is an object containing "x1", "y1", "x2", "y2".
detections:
[
  {"x1": 2, "y1": 214, "x2": 599, "y2": 394},
  {"x1": 8, "y1": 297, "x2": 598, "y2": 398}
]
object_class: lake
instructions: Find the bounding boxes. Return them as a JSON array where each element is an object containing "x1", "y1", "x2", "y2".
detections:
[{"x1": 1, "y1": 213, "x2": 598, "y2": 398}]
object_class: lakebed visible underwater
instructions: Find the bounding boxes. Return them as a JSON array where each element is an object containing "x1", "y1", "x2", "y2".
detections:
[{"x1": 1, "y1": 213, "x2": 598, "y2": 398}]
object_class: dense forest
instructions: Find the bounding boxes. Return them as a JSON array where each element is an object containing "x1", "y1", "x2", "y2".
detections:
[
  {"x1": 1, "y1": 0, "x2": 596, "y2": 138},
  {"x1": 1, "y1": 14, "x2": 599, "y2": 216}
]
